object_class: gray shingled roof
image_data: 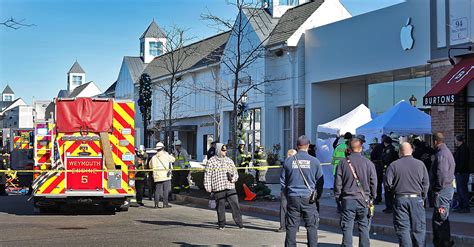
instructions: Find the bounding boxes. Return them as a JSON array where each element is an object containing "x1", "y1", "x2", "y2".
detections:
[
  {"x1": 68, "y1": 61, "x2": 85, "y2": 74},
  {"x1": 140, "y1": 20, "x2": 166, "y2": 39},
  {"x1": 68, "y1": 82, "x2": 92, "y2": 98},
  {"x1": 2, "y1": 85, "x2": 14, "y2": 94},
  {"x1": 143, "y1": 31, "x2": 230, "y2": 82},
  {"x1": 124, "y1": 56, "x2": 145, "y2": 83},
  {"x1": 104, "y1": 81, "x2": 117, "y2": 94},
  {"x1": 267, "y1": 0, "x2": 324, "y2": 47},
  {"x1": 242, "y1": 8, "x2": 279, "y2": 45}
]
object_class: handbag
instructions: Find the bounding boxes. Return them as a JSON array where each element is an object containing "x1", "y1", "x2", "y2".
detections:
[
  {"x1": 208, "y1": 193, "x2": 216, "y2": 209},
  {"x1": 293, "y1": 156, "x2": 317, "y2": 204},
  {"x1": 346, "y1": 158, "x2": 375, "y2": 218}
]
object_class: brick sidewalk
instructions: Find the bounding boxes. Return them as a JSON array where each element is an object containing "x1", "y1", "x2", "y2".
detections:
[{"x1": 177, "y1": 189, "x2": 474, "y2": 246}]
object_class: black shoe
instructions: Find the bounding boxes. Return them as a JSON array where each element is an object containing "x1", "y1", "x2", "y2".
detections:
[
  {"x1": 164, "y1": 204, "x2": 172, "y2": 208},
  {"x1": 138, "y1": 202, "x2": 144, "y2": 206},
  {"x1": 275, "y1": 228, "x2": 285, "y2": 232},
  {"x1": 383, "y1": 208, "x2": 393, "y2": 214}
]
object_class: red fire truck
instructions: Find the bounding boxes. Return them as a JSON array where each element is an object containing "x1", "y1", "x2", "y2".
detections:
[{"x1": 32, "y1": 98, "x2": 136, "y2": 213}]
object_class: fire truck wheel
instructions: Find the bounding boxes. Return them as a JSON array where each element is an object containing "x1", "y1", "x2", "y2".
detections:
[{"x1": 120, "y1": 199, "x2": 130, "y2": 212}]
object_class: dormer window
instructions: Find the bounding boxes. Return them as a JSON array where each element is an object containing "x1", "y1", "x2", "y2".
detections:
[
  {"x1": 140, "y1": 41, "x2": 144, "y2": 57},
  {"x1": 72, "y1": 75, "x2": 82, "y2": 86},
  {"x1": 4, "y1": 95, "x2": 12, "y2": 101},
  {"x1": 149, "y1": 41, "x2": 162, "y2": 56}
]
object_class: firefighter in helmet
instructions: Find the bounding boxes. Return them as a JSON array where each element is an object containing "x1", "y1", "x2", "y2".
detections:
[
  {"x1": 172, "y1": 140, "x2": 190, "y2": 194},
  {"x1": 236, "y1": 140, "x2": 251, "y2": 173},
  {"x1": 254, "y1": 146, "x2": 268, "y2": 183}
]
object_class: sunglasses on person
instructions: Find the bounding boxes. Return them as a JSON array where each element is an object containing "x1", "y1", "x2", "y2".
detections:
[{"x1": 221, "y1": 145, "x2": 227, "y2": 152}]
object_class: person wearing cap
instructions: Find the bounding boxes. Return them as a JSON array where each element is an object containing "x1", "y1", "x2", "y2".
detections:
[
  {"x1": 150, "y1": 142, "x2": 175, "y2": 208},
  {"x1": 236, "y1": 140, "x2": 251, "y2": 172},
  {"x1": 280, "y1": 136, "x2": 323, "y2": 247},
  {"x1": 431, "y1": 132, "x2": 455, "y2": 247},
  {"x1": 254, "y1": 146, "x2": 268, "y2": 183},
  {"x1": 382, "y1": 135, "x2": 399, "y2": 213},
  {"x1": 334, "y1": 136, "x2": 377, "y2": 247},
  {"x1": 172, "y1": 140, "x2": 190, "y2": 194},
  {"x1": 204, "y1": 143, "x2": 243, "y2": 230},
  {"x1": 332, "y1": 132, "x2": 352, "y2": 213},
  {"x1": 385, "y1": 142, "x2": 429, "y2": 246}
]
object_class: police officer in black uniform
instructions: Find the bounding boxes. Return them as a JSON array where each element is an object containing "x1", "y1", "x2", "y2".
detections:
[
  {"x1": 381, "y1": 136, "x2": 398, "y2": 213},
  {"x1": 385, "y1": 142, "x2": 429, "y2": 246},
  {"x1": 280, "y1": 136, "x2": 323, "y2": 247},
  {"x1": 334, "y1": 135, "x2": 377, "y2": 247}
]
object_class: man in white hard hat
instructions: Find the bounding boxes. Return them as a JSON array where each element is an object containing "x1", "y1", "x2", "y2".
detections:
[{"x1": 172, "y1": 140, "x2": 190, "y2": 194}]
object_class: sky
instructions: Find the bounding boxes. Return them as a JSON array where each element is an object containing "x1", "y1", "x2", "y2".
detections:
[{"x1": 0, "y1": 0, "x2": 403, "y2": 104}]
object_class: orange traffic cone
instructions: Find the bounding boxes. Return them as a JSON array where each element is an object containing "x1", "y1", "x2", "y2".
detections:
[{"x1": 243, "y1": 184, "x2": 256, "y2": 201}]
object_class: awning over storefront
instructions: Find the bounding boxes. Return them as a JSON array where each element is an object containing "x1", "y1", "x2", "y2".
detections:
[{"x1": 423, "y1": 57, "x2": 474, "y2": 105}]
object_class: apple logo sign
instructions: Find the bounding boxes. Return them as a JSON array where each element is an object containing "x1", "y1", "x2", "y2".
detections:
[{"x1": 400, "y1": 17, "x2": 414, "y2": 51}]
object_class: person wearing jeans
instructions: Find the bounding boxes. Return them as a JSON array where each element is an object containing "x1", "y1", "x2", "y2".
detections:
[
  {"x1": 204, "y1": 143, "x2": 243, "y2": 230},
  {"x1": 150, "y1": 142, "x2": 175, "y2": 208},
  {"x1": 431, "y1": 132, "x2": 456, "y2": 247}
]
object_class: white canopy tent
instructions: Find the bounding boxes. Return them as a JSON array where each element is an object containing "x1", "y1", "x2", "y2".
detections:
[
  {"x1": 356, "y1": 100, "x2": 431, "y2": 139},
  {"x1": 317, "y1": 104, "x2": 374, "y2": 136}
]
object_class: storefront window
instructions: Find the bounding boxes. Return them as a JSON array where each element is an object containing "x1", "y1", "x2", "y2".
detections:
[{"x1": 369, "y1": 76, "x2": 431, "y2": 114}]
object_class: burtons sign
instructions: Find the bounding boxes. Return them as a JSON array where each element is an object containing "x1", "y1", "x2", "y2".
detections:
[{"x1": 423, "y1": 95, "x2": 455, "y2": 105}]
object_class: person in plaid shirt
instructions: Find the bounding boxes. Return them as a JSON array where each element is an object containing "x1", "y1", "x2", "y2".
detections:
[{"x1": 204, "y1": 143, "x2": 243, "y2": 230}]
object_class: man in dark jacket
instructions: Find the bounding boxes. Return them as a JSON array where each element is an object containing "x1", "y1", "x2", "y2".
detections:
[
  {"x1": 280, "y1": 136, "x2": 323, "y2": 247},
  {"x1": 381, "y1": 136, "x2": 399, "y2": 213},
  {"x1": 453, "y1": 135, "x2": 471, "y2": 213},
  {"x1": 206, "y1": 141, "x2": 217, "y2": 159},
  {"x1": 431, "y1": 132, "x2": 455, "y2": 247},
  {"x1": 370, "y1": 135, "x2": 385, "y2": 204},
  {"x1": 335, "y1": 136, "x2": 377, "y2": 247},
  {"x1": 385, "y1": 142, "x2": 430, "y2": 246}
]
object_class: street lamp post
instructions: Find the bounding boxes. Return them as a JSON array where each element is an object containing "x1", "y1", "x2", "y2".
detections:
[{"x1": 409, "y1": 94, "x2": 417, "y2": 107}]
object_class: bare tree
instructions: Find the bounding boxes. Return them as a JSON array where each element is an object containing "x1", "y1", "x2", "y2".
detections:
[
  {"x1": 147, "y1": 25, "x2": 197, "y2": 149},
  {"x1": 199, "y1": 0, "x2": 289, "y2": 161},
  {"x1": 1, "y1": 17, "x2": 35, "y2": 29}
]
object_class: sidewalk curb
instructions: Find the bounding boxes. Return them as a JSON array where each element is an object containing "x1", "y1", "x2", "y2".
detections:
[{"x1": 175, "y1": 194, "x2": 474, "y2": 246}]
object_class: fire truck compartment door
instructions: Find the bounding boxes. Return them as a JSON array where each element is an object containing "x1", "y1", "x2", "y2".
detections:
[{"x1": 65, "y1": 156, "x2": 103, "y2": 191}]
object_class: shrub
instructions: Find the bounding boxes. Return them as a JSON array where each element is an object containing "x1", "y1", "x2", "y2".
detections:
[{"x1": 235, "y1": 173, "x2": 255, "y2": 197}]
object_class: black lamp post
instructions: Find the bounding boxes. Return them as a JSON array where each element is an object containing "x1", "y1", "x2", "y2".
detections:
[
  {"x1": 448, "y1": 46, "x2": 472, "y2": 65},
  {"x1": 409, "y1": 94, "x2": 417, "y2": 107}
]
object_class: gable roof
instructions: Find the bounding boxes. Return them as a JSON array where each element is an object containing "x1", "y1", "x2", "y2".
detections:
[
  {"x1": 242, "y1": 8, "x2": 279, "y2": 45},
  {"x1": 124, "y1": 56, "x2": 146, "y2": 83},
  {"x1": 140, "y1": 20, "x2": 166, "y2": 39},
  {"x1": 68, "y1": 61, "x2": 85, "y2": 74},
  {"x1": 0, "y1": 98, "x2": 26, "y2": 115},
  {"x1": 267, "y1": 0, "x2": 324, "y2": 47},
  {"x1": 143, "y1": 31, "x2": 230, "y2": 81},
  {"x1": 68, "y1": 82, "x2": 93, "y2": 98},
  {"x1": 2, "y1": 85, "x2": 14, "y2": 94},
  {"x1": 104, "y1": 81, "x2": 117, "y2": 95}
]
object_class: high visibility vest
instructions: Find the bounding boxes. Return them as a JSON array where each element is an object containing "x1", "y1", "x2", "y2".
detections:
[
  {"x1": 237, "y1": 150, "x2": 251, "y2": 167},
  {"x1": 254, "y1": 153, "x2": 268, "y2": 171},
  {"x1": 332, "y1": 141, "x2": 348, "y2": 175},
  {"x1": 174, "y1": 153, "x2": 189, "y2": 169}
]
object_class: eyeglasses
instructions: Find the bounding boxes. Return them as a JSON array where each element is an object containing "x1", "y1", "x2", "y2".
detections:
[{"x1": 221, "y1": 149, "x2": 227, "y2": 152}]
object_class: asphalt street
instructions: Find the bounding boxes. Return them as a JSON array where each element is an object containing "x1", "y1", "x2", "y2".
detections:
[{"x1": 0, "y1": 195, "x2": 400, "y2": 247}]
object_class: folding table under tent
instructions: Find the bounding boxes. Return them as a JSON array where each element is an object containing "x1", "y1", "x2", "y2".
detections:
[
  {"x1": 316, "y1": 104, "x2": 375, "y2": 136},
  {"x1": 356, "y1": 100, "x2": 432, "y2": 140}
]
